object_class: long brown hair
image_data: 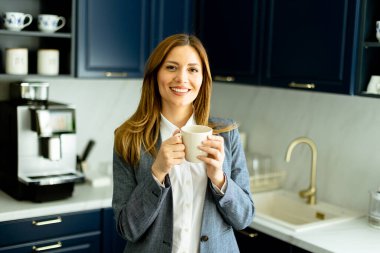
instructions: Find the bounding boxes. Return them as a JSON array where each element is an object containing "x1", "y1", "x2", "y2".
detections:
[{"x1": 114, "y1": 33, "x2": 234, "y2": 166}]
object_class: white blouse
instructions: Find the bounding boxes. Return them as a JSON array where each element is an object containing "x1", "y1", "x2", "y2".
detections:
[
  {"x1": 157, "y1": 114, "x2": 226, "y2": 253},
  {"x1": 160, "y1": 114, "x2": 207, "y2": 253}
]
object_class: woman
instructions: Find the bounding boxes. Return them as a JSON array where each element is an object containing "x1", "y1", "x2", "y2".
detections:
[{"x1": 113, "y1": 33, "x2": 254, "y2": 253}]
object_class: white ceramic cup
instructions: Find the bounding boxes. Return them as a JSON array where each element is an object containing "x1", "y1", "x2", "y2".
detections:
[
  {"x1": 181, "y1": 125, "x2": 213, "y2": 163},
  {"x1": 37, "y1": 49, "x2": 59, "y2": 75},
  {"x1": 376, "y1": 21, "x2": 380, "y2": 42},
  {"x1": 5, "y1": 48, "x2": 28, "y2": 75},
  {"x1": 38, "y1": 14, "x2": 66, "y2": 33},
  {"x1": 3, "y1": 12, "x2": 32, "y2": 31},
  {"x1": 367, "y1": 75, "x2": 380, "y2": 94}
]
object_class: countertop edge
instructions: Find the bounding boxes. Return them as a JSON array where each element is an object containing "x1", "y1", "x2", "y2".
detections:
[{"x1": 0, "y1": 183, "x2": 113, "y2": 222}]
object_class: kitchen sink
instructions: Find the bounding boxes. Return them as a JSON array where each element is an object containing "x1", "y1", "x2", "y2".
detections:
[{"x1": 253, "y1": 190, "x2": 363, "y2": 232}]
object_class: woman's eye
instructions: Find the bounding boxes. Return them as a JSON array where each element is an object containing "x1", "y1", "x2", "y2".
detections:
[
  {"x1": 189, "y1": 67, "x2": 199, "y2": 73},
  {"x1": 166, "y1": 65, "x2": 177, "y2": 71}
]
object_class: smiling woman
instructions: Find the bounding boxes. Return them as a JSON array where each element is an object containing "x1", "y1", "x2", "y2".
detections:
[
  {"x1": 157, "y1": 45, "x2": 203, "y2": 119},
  {"x1": 112, "y1": 33, "x2": 254, "y2": 253}
]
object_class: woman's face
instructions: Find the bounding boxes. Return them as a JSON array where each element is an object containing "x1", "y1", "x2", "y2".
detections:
[{"x1": 157, "y1": 45, "x2": 203, "y2": 112}]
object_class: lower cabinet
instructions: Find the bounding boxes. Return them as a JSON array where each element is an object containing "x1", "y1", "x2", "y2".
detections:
[
  {"x1": 234, "y1": 227, "x2": 311, "y2": 253},
  {"x1": 0, "y1": 208, "x2": 126, "y2": 253},
  {"x1": 101, "y1": 208, "x2": 126, "y2": 252},
  {"x1": 0, "y1": 233, "x2": 100, "y2": 253},
  {"x1": 0, "y1": 209, "x2": 101, "y2": 252},
  {"x1": 0, "y1": 209, "x2": 312, "y2": 252}
]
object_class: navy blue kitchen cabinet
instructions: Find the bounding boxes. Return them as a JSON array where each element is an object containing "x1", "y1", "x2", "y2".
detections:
[
  {"x1": 197, "y1": 0, "x2": 361, "y2": 95},
  {"x1": 234, "y1": 227, "x2": 311, "y2": 253},
  {"x1": 149, "y1": 0, "x2": 196, "y2": 52},
  {"x1": 76, "y1": 0, "x2": 195, "y2": 78},
  {"x1": 101, "y1": 208, "x2": 126, "y2": 252},
  {"x1": 261, "y1": 0, "x2": 361, "y2": 94},
  {"x1": 355, "y1": 0, "x2": 380, "y2": 98},
  {"x1": 0, "y1": 210, "x2": 101, "y2": 252},
  {"x1": 196, "y1": 0, "x2": 263, "y2": 84},
  {"x1": 76, "y1": 0, "x2": 150, "y2": 78}
]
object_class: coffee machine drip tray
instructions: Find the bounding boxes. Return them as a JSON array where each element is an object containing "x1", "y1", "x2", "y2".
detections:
[{"x1": 19, "y1": 171, "x2": 84, "y2": 186}]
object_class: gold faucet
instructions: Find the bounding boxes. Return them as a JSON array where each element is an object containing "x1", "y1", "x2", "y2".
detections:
[{"x1": 285, "y1": 137, "x2": 317, "y2": 205}]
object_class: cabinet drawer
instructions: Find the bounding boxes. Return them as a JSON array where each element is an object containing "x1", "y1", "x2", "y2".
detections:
[
  {"x1": 0, "y1": 209, "x2": 101, "y2": 246},
  {"x1": 0, "y1": 231, "x2": 100, "y2": 253}
]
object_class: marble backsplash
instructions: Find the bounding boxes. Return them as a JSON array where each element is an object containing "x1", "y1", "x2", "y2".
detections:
[
  {"x1": 211, "y1": 82, "x2": 380, "y2": 214},
  {"x1": 0, "y1": 78, "x2": 379, "y2": 213}
]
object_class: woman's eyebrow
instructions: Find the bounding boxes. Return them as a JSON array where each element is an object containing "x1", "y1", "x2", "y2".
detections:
[
  {"x1": 164, "y1": 60, "x2": 179, "y2": 65},
  {"x1": 164, "y1": 61, "x2": 200, "y2": 66},
  {"x1": 188, "y1": 63, "x2": 201, "y2": 66}
]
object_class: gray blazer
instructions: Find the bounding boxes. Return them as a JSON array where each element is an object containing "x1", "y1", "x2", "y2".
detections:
[{"x1": 112, "y1": 117, "x2": 255, "y2": 253}]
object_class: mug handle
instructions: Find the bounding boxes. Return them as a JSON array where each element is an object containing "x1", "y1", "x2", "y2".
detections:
[
  {"x1": 22, "y1": 14, "x2": 33, "y2": 28},
  {"x1": 55, "y1": 16, "x2": 66, "y2": 31}
]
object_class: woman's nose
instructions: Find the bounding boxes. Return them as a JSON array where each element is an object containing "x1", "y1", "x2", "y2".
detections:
[{"x1": 174, "y1": 69, "x2": 188, "y2": 83}]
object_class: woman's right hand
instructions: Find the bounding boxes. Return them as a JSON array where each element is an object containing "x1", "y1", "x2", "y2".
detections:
[{"x1": 152, "y1": 129, "x2": 185, "y2": 183}]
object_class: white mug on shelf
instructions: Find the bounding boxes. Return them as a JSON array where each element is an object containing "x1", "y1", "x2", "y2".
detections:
[
  {"x1": 37, "y1": 49, "x2": 59, "y2": 75},
  {"x1": 367, "y1": 75, "x2": 380, "y2": 94},
  {"x1": 38, "y1": 14, "x2": 66, "y2": 33},
  {"x1": 5, "y1": 48, "x2": 28, "y2": 75},
  {"x1": 376, "y1": 21, "x2": 380, "y2": 42},
  {"x1": 2, "y1": 12, "x2": 32, "y2": 31}
]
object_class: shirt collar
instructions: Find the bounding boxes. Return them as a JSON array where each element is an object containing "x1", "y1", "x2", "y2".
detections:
[{"x1": 160, "y1": 113, "x2": 196, "y2": 141}]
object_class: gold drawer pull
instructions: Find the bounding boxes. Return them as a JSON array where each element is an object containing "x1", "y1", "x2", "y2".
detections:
[
  {"x1": 289, "y1": 82, "x2": 316, "y2": 89},
  {"x1": 33, "y1": 241, "x2": 62, "y2": 251},
  {"x1": 104, "y1": 72, "x2": 128, "y2": 77},
  {"x1": 237, "y1": 230, "x2": 258, "y2": 238},
  {"x1": 214, "y1": 75, "x2": 235, "y2": 82},
  {"x1": 32, "y1": 216, "x2": 62, "y2": 226}
]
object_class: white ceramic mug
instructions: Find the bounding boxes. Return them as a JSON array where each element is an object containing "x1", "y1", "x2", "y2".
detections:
[
  {"x1": 3, "y1": 12, "x2": 32, "y2": 31},
  {"x1": 37, "y1": 49, "x2": 59, "y2": 75},
  {"x1": 5, "y1": 48, "x2": 28, "y2": 75},
  {"x1": 181, "y1": 125, "x2": 213, "y2": 163},
  {"x1": 38, "y1": 14, "x2": 66, "y2": 33},
  {"x1": 367, "y1": 75, "x2": 380, "y2": 94}
]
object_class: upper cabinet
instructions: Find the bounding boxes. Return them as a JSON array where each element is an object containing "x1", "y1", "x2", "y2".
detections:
[
  {"x1": 196, "y1": 0, "x2": 361, "y2": 95},
  {"x1": 149, "y1": 0, "x2": 195, "y2": 52},
  {"x1": 76, "y1": 0, "x2": 150, "y2": 78},
  {"x1": 356, "y1": 0, "x2": 380, "y2": 97},
  {"x1": 0, "y1": 0, "x2": 75, "y2": 77},
  {"x1": 76, "y1": 0, "x2": 195, "y2": 78},
  {"x1": 262, "y1": 0, "x2": 360, "y2": 94},
  {"x1": 197, "y1": 0, "x2": 263, "y2": 84}
]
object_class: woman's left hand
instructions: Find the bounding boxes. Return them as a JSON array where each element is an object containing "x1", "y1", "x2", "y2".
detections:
[{"x1": 197, "y1": 135, "x2": 225, "y2": 189}]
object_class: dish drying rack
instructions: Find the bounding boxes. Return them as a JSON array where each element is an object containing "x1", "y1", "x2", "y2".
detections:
[{"x1": 250, "y1": 170, "x2": 286, "y2": 193}]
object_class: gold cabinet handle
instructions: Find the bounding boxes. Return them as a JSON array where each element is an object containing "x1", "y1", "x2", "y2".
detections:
[
  {"x1": 32, "y1": 216, "x2": 62, "y2": 226},
  {"x1": 237, "y1": 230, "x2": 259, "y2": 238},
  {"x1": 214, "y1": 75, "x2": 235, "y2": 82},
  {"x1": 33, "y1": 242, "x2": 62, "y2": 252},
  {"x1": 289, "y1": 82, "x2": 316, "y2": 89},
  {"x1": 104, "y1": 72, "x2": 128, "y2": 77}
]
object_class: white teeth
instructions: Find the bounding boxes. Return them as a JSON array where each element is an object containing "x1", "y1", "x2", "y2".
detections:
[{"x1": 171, "y1": 87, "x2": 188, "y2": 93}]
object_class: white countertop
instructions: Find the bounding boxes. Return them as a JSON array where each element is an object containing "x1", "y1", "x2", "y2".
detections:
[
  {"x1": 0, "y1": 183, "x2": 379, "y2": 253},
  {"x1": 0, "y1": 182, "x2": 113, "y2": 222},
  {"x1": 251, "y1": 215, "x2": 380, "y2": 253}
]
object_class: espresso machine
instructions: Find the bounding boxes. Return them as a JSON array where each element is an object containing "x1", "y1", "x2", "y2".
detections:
[{"x1": 0, "y1": 82, "x2": 84, "y2": 202}]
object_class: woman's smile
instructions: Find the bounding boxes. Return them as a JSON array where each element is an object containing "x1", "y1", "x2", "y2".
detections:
[{"x1": 170, "y1": 86, "x2": 191, "y2": 95}]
